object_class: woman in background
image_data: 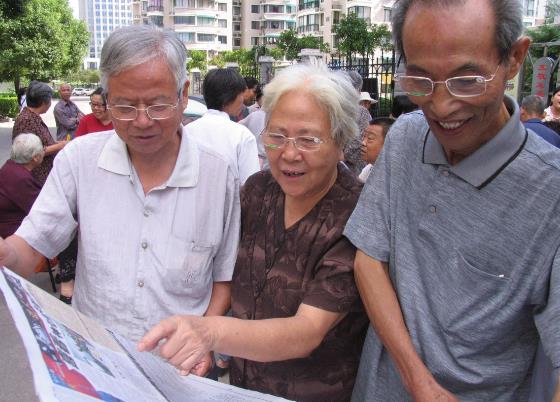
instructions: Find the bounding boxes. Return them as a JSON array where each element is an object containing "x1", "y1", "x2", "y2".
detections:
[{"x1": 75, "y1": 87, "x2": 113, "y2": 136}]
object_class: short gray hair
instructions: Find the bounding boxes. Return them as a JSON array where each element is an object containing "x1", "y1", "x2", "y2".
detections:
[
  {"x1": 26, "y1": 81, "x2": 53, "y2": 108},
  {"x1": 262, "y1": 61, "x2": 359, "y2": 148},
  {"x1": 392, "y1": 0, "x2": 523, "y2": 63},
  {"x1": 521, "y1": 95, "x2": 546, "y2": 115},
  {"x1": 100, "y1": 24, "x2": 187, "y2": 96},
  {"x1": 347, "y1": 70, "x2": 363, "y2": 92},
  {"x1": 11, "y1": 133, "x2": 44, "y2": 164}
]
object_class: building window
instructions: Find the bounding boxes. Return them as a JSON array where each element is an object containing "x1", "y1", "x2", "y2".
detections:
[
  {"x1": 348, "y1": 6, "x2": 371, "y2": 19},
  {"x1": 524, "y1": 0, "x2": 535, "y2": 16},
  {"x1": 197, "y1": 33, "x2": 215, "y2": 42},
  {"x1": 218, "y1": 35, "x2": 227, "y2": 44},
  {"x1": 234, "y1": 23, "x2": 241, "y2": 31},
  {"x1": 251, "y1": 5, "x2": 259, "y2": 13},
  {"x1": 197, "y1": 16, "x2": 215, "y2": 26},
  {"x1": 234, "y1": 37, "x2": 241, "y2": 46},
  {"x1": 174, "y1": 16, "x2": 196, "y2": 24},
  {"x1": 251, "y1": 36, "x2": 260, "y2": 45},
  {"x1": 177, "y1": 32, "x2": 196, "y2": 43},
  {"x1": 218, "y1": 19, "x2": 227, "y2": 27},
  {"x1": 263, "y1": 5, "x2": 283, "y2": 13},
  {"x1": 383, "y1": 7, "x2": 392, "y2": 21},
  {"x1": 218, "y1": 2, "x2": 227, "y2": 11},
  {"x1": 251, "y1": 21, "x2": 260, "y2": 29}
]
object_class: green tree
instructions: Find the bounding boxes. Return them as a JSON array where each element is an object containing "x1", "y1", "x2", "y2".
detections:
[
  {"x1": 546, "y1": 0, "x2": 560, "y2": 24},
  {"x1": 0, "y1": 0, "x2": 89, "y2": 91},
  {"x1": 334, "y1": 13, "x2": 392, "y2": 60},
  {"x1": 277, "y1": 29, "x2": 329, "y2": 61},
  {"x1": 64, "y1": 69, "x2": 101, "y2": 86},
  {"x1": 187, "y1": 50, "x2": 208, "y2": 73},
  {"x1": 523, "y1": 24, "x2": 560, "y2": 96}
]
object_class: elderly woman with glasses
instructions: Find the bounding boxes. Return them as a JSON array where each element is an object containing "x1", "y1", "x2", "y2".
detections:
[
  {"x1": 75, "y1": 87, "x2": 114, "y2": 136},
  {"x1": 139, "y1": 62, "x2": 368, "y2": 402},
  {"x1": 0, "y1": 134, "x2": 44, "y2": 238}
]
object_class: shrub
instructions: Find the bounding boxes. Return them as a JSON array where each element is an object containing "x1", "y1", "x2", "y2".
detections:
[{"x1": 0, "y1": 96, "x2": 19, "y2": 118}]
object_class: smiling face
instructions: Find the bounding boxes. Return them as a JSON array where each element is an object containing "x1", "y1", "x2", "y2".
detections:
[
  {"x1": 90, "y1": 94, "x2": 109, "y2": 121},
  {"x1": 106, "y1": 59, "x2": 188, "y2": 162},
  {"x1": 265, "y1": 90, "x2": 341, "y2": 205},
  {"x1": 552, "y1": 91, "x2": 560, "y2": 111},
  {"x1": 402, "y1": 0, "x2": 528, "y2": 165},
  {"x1": 361, "y1": 124, "x2": 385, "y2": 164}
]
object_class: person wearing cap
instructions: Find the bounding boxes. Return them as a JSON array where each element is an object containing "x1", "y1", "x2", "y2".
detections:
[{"x1": 359, "y1": 91, "x2": 377, "y2": 114}]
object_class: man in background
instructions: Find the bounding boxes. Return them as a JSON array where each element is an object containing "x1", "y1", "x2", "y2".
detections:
[
  {"x1": 520, "y1": 94, "x2": 560, "y2": 147},
  {"x1": 53, "y1": 83, "x2": 84, "y2": 140}
]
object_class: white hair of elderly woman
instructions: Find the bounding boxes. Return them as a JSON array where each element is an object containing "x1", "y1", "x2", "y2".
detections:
[
  {"x1": 262, "y1": 60, "x2": 359, "y2": 148},
  {"x1": 11, "y1": 133, "x2": 44, "y2": 164}
]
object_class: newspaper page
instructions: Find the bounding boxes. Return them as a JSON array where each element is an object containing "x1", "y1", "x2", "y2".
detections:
[{"x1": 0, "y1": 268, "x2": 291, "y2": 402}]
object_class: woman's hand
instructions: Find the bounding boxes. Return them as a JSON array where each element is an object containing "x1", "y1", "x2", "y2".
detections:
[{"x1": 138, "y1": 316, "x2": 216, "y2": 377}]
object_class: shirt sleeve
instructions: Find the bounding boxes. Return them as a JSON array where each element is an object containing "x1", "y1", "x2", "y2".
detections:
[
  {"x1": 54, "y1": 103, "x2": 78, "y2": 131},
  {"x1": 343, "y1": 118, "x2": 403, "y2": 263},
  {"x1": 15, "y1": 145, "x2": 79, "y2": 258},
  {"x1": 303, "y1": 236, "x2": 361, "y2": 314},
  {"x1": 75, "y1": 116, "x2": 88, "y2": 137},
  {"x1": 534, "y1": 245, "x2": 560, "y2": 368},
  {"x1": 238, "y1": 127, "x2": 261, "y2": 184},
  {"x1": 211, "y1": 165, "x2": 241, "y2": 282}
]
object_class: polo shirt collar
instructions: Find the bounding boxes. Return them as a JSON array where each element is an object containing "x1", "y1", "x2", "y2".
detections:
[
  {"x1": 97, "y1": 127, "x2": 199, "y2": 188},
  {"x1": 205, "y1": 109, "x2": 230, "y2": 119},
  {"x1": 423, "y1": 95, "x2": 527, "y2": 188}
]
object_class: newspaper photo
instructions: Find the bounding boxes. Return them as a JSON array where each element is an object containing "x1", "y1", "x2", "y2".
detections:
[{"x1": 0, "y1": 267, "x2": 291, "y2": 402}]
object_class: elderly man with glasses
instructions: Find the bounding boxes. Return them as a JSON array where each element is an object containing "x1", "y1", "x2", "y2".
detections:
[
  {"x1": 0, "y1": 25, "x2": 239, "y2": 377},
  {"x1": 344, "y1": 0, "x2": 560, "y2": 401}
]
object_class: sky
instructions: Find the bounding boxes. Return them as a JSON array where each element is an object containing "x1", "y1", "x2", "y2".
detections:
[{"x1": 68, "y1": 0, "x2": 79, "y2": 19}]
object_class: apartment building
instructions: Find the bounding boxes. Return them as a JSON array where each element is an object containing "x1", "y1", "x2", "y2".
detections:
[
  {"x1": 132, "y1": 0, "x2": 232, "y2": 58},
  {"x1": 78, "y1": 0, "x2": 133, "y2": 70},
  {"x1": 239, "y1": 0, "x2": 297, "y2": 48},
  {"x1": 522, "y1": 0, "x2": 548, "y2": 26}
]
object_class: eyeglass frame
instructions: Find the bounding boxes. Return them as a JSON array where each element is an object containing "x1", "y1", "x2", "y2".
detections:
[
  {"x1": 107, "y1": 100, "x2": 180, "y2": 121},
  {"x1": 261, "y1": 131, "x2": 329, "y2": 152},
  {"x1": 394, "y1": 64, "x2": 501, "y2": 98}
]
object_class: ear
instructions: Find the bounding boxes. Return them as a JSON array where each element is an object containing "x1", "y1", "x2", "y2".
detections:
[
  {"x1": 181, "y1": 80, "x2": 190, "y2": 107},
  {"x1": 505, "y1": 36, "x2": 530, "y2": 81}
]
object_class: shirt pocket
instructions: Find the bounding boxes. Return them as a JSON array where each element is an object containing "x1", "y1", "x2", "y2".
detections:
[
  {"x1": 163, "y1": 235, "x2": 215, "y2": 297},
  {"x1": 434, "y1": 250, "x2": 511, "y2": 348}
]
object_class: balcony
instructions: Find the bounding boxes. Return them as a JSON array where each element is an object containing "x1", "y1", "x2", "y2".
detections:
[
  {"x1": 298, "y1": 0, "x2": 319, "y2": 10},
  {"x1": 297, "y1": 23, "x2": 319, "y2": 33},
  {"x1": 147, "y1": 5, "x2": 163, "y2": 12}
]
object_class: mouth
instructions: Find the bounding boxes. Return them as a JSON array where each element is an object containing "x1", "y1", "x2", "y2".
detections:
[
  {"x1": 282, "y1": 169, "x2": 304, "y2": 178},
  {"x1": 437, "y1": 118, "x2": 470, "y2": 131}
]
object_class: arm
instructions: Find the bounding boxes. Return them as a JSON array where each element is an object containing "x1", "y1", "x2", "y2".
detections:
[
  {"x1": 0, "y1": 235, "x2": 44, "y2": 278},
  {"x1": 54, "y1": 104, "x2": 79, "y2": 131},
  {"x1": 44, "y1": 141, "x2": 67, "y2": 155},
  {"x1": 553, "y1": 376, "x2": 560, "y2": 402},
  {"x1": 204, "y1": 281, "x2": 231, "y2": 317},
  {"x1": 138, "y1": 303, "x2": 342, "y2": 373},
  {"x1": 354, "y1": 251, "x2": 458, "y2": 401}
]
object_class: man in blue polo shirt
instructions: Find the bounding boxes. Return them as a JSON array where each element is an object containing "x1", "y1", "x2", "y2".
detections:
[
  {"x1": 344, "y1": 0, "x2": 560, "y2": 400},
  {"x1": 521, "y1": 94, "x2": 560, "y2": 148}
]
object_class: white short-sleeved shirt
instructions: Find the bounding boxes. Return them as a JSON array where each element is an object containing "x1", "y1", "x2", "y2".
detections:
[
  {"x1": 187, "y1": 109, "x2": 260, "y2": 184},
  {"x1": 17, "y1": 129, "x2": 240, "y2": 341}
]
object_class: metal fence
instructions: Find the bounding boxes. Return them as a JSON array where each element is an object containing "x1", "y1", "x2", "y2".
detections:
[{"x1": 328, "y1": 49, "x2": 397, "y2": 117}]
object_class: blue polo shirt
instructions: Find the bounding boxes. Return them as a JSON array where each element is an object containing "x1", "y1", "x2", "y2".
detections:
[
  {"x1": 345, "y1": 97, "x2": 560, "y2": 401},
  {"x1": 524, "y1": 118, "x2": 560, "y2": 148}
]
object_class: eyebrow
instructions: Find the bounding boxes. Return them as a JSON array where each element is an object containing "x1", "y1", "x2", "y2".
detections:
[{"x1": 405, "y1": 62, "x2": 485, "y2": 77}]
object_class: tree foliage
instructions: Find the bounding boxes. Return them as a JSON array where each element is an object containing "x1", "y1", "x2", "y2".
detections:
[
  {"x1": 0, "y1": 0, "x2": 89, "y2": 91},
  {"x1": 522, "y1": 24, "x2": 560, "y2": 97},
  {"x1": 187, "y1": 50, "x2": 208, "y2": 73},
  {"x1": 276, "y1": 29, "x2": 329, "y2": 60},
  {"x1": 546, "y1": 0, "x2": 560, "y2": 24},
  {"x1": 63, "y1": 69, "x2": 101, "y2": 86},
  {"x1": 334, "y1": 13, "x2": 392, "y2": 59}
]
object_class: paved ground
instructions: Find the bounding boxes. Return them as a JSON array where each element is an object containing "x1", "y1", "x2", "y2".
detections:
[{"x1": 0, "y1": 96, "x2": 91, "y2": 165}]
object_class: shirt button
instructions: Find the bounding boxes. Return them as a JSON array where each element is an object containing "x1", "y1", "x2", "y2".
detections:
[
  {"x1": 442, "y1": 170, "x2": 449, "y2": 177},
  {"x1": 137, "y1": 280, "x2": 144, "y2": 288},
  {"x1": 429, "y1": 205, "x2": 436, "y2": 213},
  {"x1": 143, "y1": 210, "x2": 149, "y2": 217},
  {"x1": 141, "y1": 241, "x2": 148, "y2": 249}
]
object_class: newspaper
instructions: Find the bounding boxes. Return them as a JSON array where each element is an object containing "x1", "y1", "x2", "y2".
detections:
[{"x1": 0, "y1": 267, "x2": 291, "y2": 402}]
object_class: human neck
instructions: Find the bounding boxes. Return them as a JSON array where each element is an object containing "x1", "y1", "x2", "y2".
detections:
[
  {"x1": 22, "y1": 162, "x2": 35, "y2": 171},
  {"x1": 283, "y1": 170, "x2": 337, "y2": 229},
  {"x1": 26, "y1": 106, "x2": 42, "y2": 115},
  {"x1": 129, "y1": 131, "x2": 181, "y2": 195}
]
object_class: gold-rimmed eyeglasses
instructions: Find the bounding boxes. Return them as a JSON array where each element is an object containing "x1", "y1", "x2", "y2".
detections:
[
  {"x1": 262, "y1": 132, "x2": 327, "y2": 152},
  {"x1": 394, "y1": 65, "x2": 501, "y2": 98},
  {"x1": 107, "y1": 102, "x2": 178, "y2": 121}
]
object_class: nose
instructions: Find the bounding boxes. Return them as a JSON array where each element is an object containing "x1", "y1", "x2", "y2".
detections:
[
  {"x1": 132, "y1": 108, "x2": 153, "y2": 128},
  {"x1": 280, "y1": 139, "x2": 302, "y2": 161},
  {"x1": 428, "y1": 83, "x2": 459, "y2": 118}
]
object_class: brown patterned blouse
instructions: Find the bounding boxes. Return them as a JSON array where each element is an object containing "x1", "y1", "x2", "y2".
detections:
[
  {"x1": 12, "y1": 107, "x2": 56, "y2": 186},
  {"x1": 230, "y1": 165, "x2": 368, "y2": 402}
]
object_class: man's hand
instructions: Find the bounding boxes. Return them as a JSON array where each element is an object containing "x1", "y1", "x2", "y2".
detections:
[
  {"x1": 138, "y1": 316, "x2": 216, "y2": 377},
  {"x1": 409, "y1": 373, "x2": 459, "y2": 402},
  {"x1": 0, "y1": 237, "x2": 15, "y2": 267}
]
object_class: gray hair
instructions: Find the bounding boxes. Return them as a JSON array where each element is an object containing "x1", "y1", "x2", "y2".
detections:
[
  {"x1": 26, "y1": 81, "x2": 53, "y2": 108},
  {"x1": 11, "y1": 133, "x2": 44, "y2": 164},
  {"x1": 521, "y1": 95, "x2": 546, "y2": 115},
  {"x1": 262, "y1": 61, "x2": 359, "y2": 148},
  {"x1": 347, "y1": 70, "x2": 363, "y2": 92},
  {"x1": 100, "y1": 24, "x2": 187, "y2": 96},
  {"x1": 392, "y1": 0, "x2": 523, "y2": 63}
]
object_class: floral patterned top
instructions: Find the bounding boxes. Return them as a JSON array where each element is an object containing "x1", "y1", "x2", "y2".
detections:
[
  {"x1": 12, "y1": 107, "x2": 56, "y2": 185},
  {"x1": 230, "y1": 165, "x2": 368, "y2": 402}
]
